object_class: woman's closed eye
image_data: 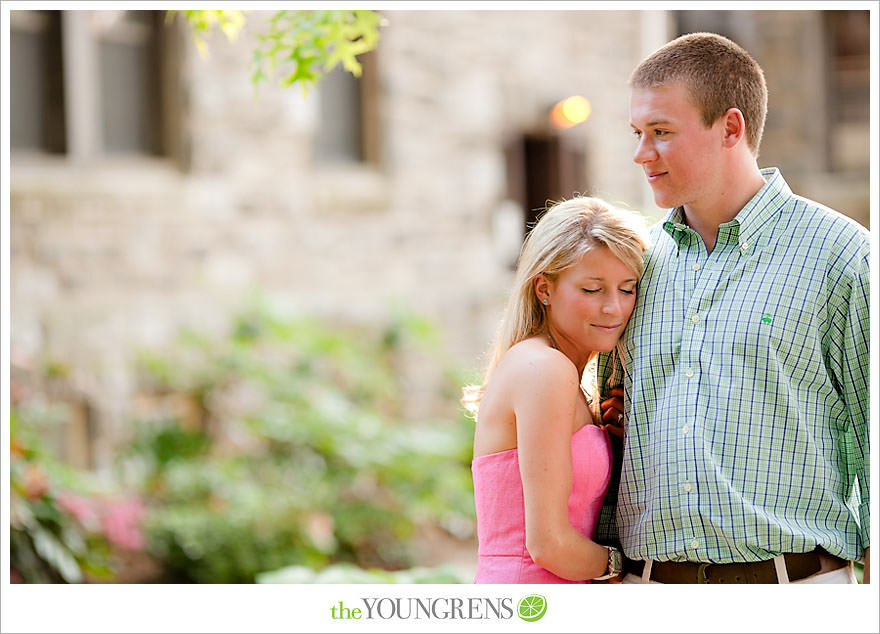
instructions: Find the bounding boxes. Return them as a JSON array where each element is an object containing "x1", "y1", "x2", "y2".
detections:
[{"x1": 582, "y1": 288, "x2": 635, "y2": 295}]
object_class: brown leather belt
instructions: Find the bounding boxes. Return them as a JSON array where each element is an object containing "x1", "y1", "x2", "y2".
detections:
[{"x1": 624, "y1": 548, "x2": 847, "y2": 584}]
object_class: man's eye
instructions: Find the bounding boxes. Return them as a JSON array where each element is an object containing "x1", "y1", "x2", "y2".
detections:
[
  {"x1": 654, "y1": 129, "x2": 669, "y2": 137},
  {"x1": 632, "y1": 130, "x2": 642, "y2": 139},
  {"x1": 582, "y1": 288, "x2": 600, "y2": 294}
]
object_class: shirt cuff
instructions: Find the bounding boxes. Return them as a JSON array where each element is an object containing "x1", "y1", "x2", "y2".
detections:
[{"x1": 858, "y1": 500, "x2": 870, "y2": 550}]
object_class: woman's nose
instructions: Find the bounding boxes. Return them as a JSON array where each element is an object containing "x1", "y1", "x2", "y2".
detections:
[{"x1": 602, "y1": 296, "x2": 621, "y2": 315}]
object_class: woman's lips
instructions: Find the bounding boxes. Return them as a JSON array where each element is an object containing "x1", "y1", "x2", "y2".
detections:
[{"x1": 592, "y1": 324, "x2": 622, "y2": 332}]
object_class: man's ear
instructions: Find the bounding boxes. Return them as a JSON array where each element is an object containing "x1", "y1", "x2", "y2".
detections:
[{"x1": 721, "y1": 108, "x2": 747, "y2": 148}]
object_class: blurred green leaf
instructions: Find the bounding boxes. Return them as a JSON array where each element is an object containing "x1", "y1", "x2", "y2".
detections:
[
  {"x1": 171, "y1": 9, "x2": 383, "y2": 94},
  {"x1": 32, "y1": 526, "x2": 82, "y2": 583}
]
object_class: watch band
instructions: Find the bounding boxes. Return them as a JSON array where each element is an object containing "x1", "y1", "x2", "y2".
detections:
[{"x1": 592, "y1": 546, "x2": 623, "y2": 581}]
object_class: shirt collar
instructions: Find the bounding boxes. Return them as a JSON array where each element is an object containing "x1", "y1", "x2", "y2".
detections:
[
  {"x1": 661, "y1": 167, "x2": 790, "y2": 250},
  {"x1": 734, "y1": 167, "x2": 789, "y2": 251},
  {"x1": 661, "y1": 207, "x2": 690, "y2": 248}
]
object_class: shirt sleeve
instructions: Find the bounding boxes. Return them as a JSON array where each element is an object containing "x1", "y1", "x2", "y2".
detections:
[
  {"x1": 594, "y1": 349, "x2": 625, "y2": 546},
  {"x1": 597, "y1": 347, "x2": 625, "y2": 400},
  {"x1": 825, "y1": 241, "x2": 870, "y2": 551}
]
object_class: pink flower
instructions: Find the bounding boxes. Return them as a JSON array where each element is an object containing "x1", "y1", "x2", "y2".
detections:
[
  {"x1": 58, "y1": 492, "x2": 147, "y2": 551},
  {"x1": 101, "y1": 498, "x2": 145, "y2": 551},
  {"x1": 57, "y1": 492, "x2": 100, "y2": 530}
]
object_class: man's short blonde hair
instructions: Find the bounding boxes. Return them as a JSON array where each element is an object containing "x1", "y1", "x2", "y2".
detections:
[{"x1": 630, "y1": 32, "x2": 768, "y2": 156}]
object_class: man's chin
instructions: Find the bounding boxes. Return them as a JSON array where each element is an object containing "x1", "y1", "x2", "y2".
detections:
[{"x1": 651, "y1": 192, "x2": 681, "y2": 209}]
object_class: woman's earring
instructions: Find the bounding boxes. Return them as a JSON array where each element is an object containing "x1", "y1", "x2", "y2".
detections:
[{"x1": 542, "y1": 299, "x2": 549, "y2": 306}]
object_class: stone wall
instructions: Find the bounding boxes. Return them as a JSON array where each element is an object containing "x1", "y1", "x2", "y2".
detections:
[{"x1": 9, "y1": 10, "x2": 869, "y2": 468}]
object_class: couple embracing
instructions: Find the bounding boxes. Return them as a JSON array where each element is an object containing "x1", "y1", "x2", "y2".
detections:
[{"x1": 463, "y1": 33, "x2": 869, "y2": 585}]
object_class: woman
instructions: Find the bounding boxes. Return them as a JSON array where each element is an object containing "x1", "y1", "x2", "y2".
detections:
[{"x1": 462, "y1": 197, "x2": 648, "y2": 583}]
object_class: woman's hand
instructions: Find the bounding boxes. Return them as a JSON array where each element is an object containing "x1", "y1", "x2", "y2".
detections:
[{"x1": 600, "y1": 387, "x2": 625, "y2": 440}]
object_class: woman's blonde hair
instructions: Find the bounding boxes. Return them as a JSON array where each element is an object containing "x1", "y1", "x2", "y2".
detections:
[{"x1": 461, "y1": 197, "x2": 649, "y2": 418}]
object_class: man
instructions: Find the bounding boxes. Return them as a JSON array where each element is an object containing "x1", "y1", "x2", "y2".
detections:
[{"x1": 598, "y1": 32, "x2": 869, "y2": 584}]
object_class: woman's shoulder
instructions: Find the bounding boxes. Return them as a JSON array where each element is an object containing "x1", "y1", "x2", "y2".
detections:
[{"x1": 498, "y1": 337, "x2": 579, "y2": 387}]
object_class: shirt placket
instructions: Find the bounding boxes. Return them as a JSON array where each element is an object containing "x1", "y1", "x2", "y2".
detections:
[{"x1": 675, "y1": 227, "x2": 734, "y2": 557}]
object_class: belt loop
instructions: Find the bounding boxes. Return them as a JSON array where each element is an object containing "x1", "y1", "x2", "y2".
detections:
[
  {"x1": 773, "y1": 555, "x2": 790, "y2": 584},
  {"x1": 642, "y1": 559, "x2": 653, "y2": 583},
  {"x1": 697, "y1": 562, "x2": 710, "y2": 584}
]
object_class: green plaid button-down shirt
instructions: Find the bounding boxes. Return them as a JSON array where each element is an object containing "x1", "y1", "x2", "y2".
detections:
[{"x1": 597, "y1": 167, "x2": 870, "y2": 562}]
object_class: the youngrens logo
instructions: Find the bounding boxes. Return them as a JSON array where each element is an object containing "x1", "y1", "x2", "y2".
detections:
[
  {"x1": 329, "y1": 594, "x2": 547, "y2": 622},
  {"x1": 517, "y1": 594, "x2": 547, "y2": 622}
]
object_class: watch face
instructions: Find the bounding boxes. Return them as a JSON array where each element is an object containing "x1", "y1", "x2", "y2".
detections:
[{"x1": 610, "y1": 549, "x2": 623, "y2": 574}]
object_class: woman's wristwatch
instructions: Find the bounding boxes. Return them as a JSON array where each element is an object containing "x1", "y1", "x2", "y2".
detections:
[{"x1": 592, "y1": 546, "x2": 624, "y2": 581}]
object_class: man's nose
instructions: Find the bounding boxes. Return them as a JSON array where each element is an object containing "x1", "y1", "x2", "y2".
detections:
[{"x1": 633, "y1": 136, "x2": 656, "y2": 165}]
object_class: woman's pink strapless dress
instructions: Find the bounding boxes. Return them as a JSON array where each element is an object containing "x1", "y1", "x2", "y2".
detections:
[{"x1": 471, "y1": 423, "x2": 612, "y2": 583}]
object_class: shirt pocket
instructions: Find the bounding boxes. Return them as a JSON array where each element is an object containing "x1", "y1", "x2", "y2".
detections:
[{"x1": 727, "y1": 297, "x2": 818, "y2": 378}]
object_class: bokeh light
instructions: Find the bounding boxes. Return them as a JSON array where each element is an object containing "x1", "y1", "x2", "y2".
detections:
[{"x1": 550, "y1": 95, "x2": 592, "y2": 129}]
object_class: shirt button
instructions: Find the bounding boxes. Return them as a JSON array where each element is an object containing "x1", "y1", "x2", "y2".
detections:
[
  {"x1": 691, "y1": 539, "x2": 699, "y2": 549},
  {"x1": 685, "y1": 368, "x2": 694, "y2": 378},
  {"x1": 682, "y1": 426, "x2": 690, "y2": 435},
  {"x1": 691, "y1": 314, "x2": 700, "y2": 324},
  {"x1": 692, "y1": 263, "x2": 701, "y2": 271},
  {"x1": 740, "y1": 241, "x2": 749, "y2": 251},
  {"x1": 684, "y1": 482, "x2": 692, "y2": 492}
]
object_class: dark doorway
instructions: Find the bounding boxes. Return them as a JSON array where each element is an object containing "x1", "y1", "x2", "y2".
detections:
[{"x1": 506, "y1": 133, "x2": 588, "y2": 235}]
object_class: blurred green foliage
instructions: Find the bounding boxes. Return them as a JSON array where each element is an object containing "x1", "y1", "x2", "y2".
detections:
[
  {"x1": 118, "y1": 302, "x2": 475, "y2": 583},
  {"x1": 10, "y1": 405, "x2": 117, "y2": 583},
  {"x1": 172, "y1": 9, "x2": 248, "y2": 55},
  {"x1": 252, "y1": 10, "x2": 381, "y2": 90},
  {"x1": 171, "y1": 9, "x2": 382, "y2": 93},
  {"x1": 257, "y1": 562, "x2": 466, "y2": 584}
]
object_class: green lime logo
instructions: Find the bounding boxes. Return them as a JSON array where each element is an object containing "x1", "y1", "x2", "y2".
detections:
[{"x1": 517, "y1": 594, "x2": 547, "y2": 622}]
